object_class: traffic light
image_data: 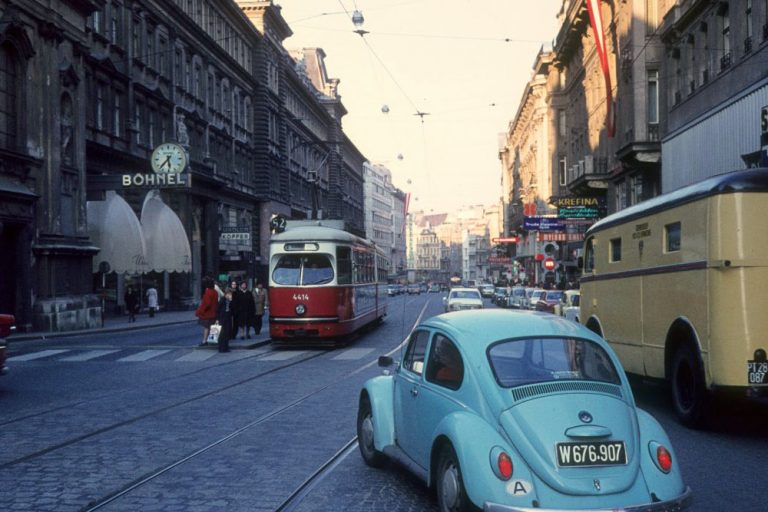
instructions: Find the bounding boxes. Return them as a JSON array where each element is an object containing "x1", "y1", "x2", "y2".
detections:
[{"x1": 544, "y1": 242, "x2": 559, "y2": 256}]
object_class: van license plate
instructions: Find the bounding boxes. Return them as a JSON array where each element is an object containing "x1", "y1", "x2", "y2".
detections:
[
  {"x1": 747, "y1": 360, "x2": 768, "y2": 385},
  {"x1": 556, "y1": 441, "x2": 626, "y2": 467}
]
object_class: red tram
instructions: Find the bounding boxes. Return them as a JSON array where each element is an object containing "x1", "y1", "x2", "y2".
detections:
[{"x1": 268, "y1": 223, "x2": 388, "y2": 342}]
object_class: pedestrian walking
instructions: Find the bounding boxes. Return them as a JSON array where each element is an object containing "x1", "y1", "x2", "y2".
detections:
[
  {"x1": 195, "y1": 276, "x2": 219, "y2": 346},
  {"x1": 216, "y1": 289, "x2": 235, "y2": 352},
  {"x1": 146, "y1": 284, "x2": 158, "y2": 318},
  {"x1": 252, "y1": 281, "x2": 267, "y2": 335},
  {"x1": 124, "y1": 286, "x2": 139, "y2": 322},
  {"x1": 237, "y1": 281, "x2": 255, "y2": 338}
]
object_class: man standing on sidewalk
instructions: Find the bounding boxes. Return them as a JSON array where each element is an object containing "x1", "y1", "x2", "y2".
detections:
[
  {"x1": 252, "y1": 281, "x2": 267, "y2": 335},
  {"x1": 146, "y1": 284, "x2": 158, "y2": 318}
]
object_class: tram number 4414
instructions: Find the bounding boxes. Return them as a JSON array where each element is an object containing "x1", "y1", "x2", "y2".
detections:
[
  {"x1": 747, "y1": 360, "x2": 768, "y2": 384},
  {"x1": 292, "y1": 294, "x2": 310, "y2": 301}
]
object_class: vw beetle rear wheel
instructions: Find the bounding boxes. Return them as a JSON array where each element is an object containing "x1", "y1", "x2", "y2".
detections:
[
  {"x1": 437, "y1": 444, "x2": 477, "y2": 512},
  {"x1": 357, "y1": 396, "x2": 387, "y2": 467}
]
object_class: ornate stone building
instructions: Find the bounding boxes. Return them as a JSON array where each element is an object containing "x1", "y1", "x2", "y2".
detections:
[
  {"x1": 1, "y1": 0, "x2": 368, "y2": 332},
  {"x1": 0, "y1": 1, "x2": 100, "y2": 332}
]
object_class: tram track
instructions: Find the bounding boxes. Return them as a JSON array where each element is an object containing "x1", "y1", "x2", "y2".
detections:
[
  {"x1": 76, "y1": 300, "x2": 430, "y2": 511},
  {"x1": 0, "y1": 349, "x2": 328, "y2": 469}
]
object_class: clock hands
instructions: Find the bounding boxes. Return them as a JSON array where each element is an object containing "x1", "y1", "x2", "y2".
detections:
[{"x1": 160, "y1": 155, "x2": 172, "y2": 170}]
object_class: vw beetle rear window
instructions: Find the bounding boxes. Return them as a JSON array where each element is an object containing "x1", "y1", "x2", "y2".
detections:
[{"x1": 488, "y1": 337, "x2": 620, "y2": 388}]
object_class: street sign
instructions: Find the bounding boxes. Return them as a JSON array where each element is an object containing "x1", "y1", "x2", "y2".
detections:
[
  {"x1": 492, "y1": 237, "x2": 520, "y2": 243},
  {"x1": 523, "y1": 217, "x2": 566, "y2": 232},
  {"x1": 542, "y1": 257, "x2": 557, "y2": 271}
]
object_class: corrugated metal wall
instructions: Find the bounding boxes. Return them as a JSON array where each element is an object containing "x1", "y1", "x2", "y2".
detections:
[{"x1": 661, "y1": 82, "x2": 768, "y2": 192}]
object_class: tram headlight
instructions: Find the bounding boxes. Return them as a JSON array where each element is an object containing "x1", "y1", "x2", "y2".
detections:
[{"x1": 295, "y1": 304, "x2": 306, "y2": 316}]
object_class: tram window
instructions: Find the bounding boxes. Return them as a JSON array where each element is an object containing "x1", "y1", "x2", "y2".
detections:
[
  {"x1": 337, "y1": 246, "x2": 352, "y2": 284},
  {"x1": 302, "y1": 254, "x2": 334, "y2": 285},
  {"x1": 273, "y1": 255, "x2": 301, "y2": 285}
]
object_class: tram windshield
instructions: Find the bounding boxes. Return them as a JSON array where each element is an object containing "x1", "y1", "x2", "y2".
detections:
[{"x1": 273, "y1": 254, "x2": 334, "y2": 285}]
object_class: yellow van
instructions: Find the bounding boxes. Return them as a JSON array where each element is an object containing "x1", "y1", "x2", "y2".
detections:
[{"x1": 579, "y1": 168, "x2": 768, "y2": 427}]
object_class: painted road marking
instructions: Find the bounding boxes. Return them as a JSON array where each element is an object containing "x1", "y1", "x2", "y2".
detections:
[
  {"x1": 60, "y1": 350, "x2": 121, "y2": 362},
  {"x1": 117, "y1": 349, "x2": 171, "y2": 362},
  {"x1": 331, "y1": 348, "x2": 374, "y2": 360},
  {"x1": 8, "y1": 350, "x2": 70, "y2": 361},
  {"x1": 260, "y1": 351, "x2": 306, "y2": 361}
]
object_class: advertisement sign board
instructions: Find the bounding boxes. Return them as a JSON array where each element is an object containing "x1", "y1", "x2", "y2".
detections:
[{"x1": 523, "y1": 217, "x2": 566, "y2": 231}]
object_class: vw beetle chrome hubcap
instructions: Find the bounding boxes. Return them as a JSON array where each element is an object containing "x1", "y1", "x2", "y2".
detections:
[
  {"x1": 361, "y1": 416, "x2": 375, "y2": 452},
  {"x1": 440, "y1": 464, "x2": 459, "y2": 509}
]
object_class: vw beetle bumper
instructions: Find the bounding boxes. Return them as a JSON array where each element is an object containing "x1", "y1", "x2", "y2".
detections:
[{"x1": 484, "y1": 486, "x2": 692, "y2": 512}]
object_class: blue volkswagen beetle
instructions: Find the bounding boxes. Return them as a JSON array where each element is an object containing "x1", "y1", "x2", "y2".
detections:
[{"x1": 357, "y1": 310, "x2": 692, "y2": 511}]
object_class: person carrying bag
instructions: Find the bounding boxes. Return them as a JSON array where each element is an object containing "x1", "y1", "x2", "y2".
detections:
[{"x1": 195, "y1": 277, "x2": 219, "y2": 346}]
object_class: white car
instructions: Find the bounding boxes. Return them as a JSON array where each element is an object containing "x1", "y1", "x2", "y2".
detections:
[
  {"x1": 443, "y1": 287, "x2": 483, "y2": 312},
  {"x1": 507, "y1": 286, "x2": 526, "y2": 308},
  {"x1": 554, "y1": 289, "x2": 581, "y2": 322},
  {"x1": 527, "y1": 288, "x2": 546, "y2": 310}
]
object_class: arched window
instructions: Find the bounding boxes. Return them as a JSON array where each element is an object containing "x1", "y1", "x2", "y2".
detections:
[{"x1": 0, "y1": 44, "x2": 19, "y2": 150}]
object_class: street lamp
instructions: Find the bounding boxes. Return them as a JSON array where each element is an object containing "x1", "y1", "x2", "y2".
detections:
[{"x1": 352, "y1": 10, "x2": 369, "y2": 36}]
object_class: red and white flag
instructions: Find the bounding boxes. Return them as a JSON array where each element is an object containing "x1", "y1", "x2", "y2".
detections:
[{"x1": 586, "y1": 0, "x2": 616, "y2": 138}]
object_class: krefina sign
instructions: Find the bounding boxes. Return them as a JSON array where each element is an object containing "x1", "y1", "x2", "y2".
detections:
[{"x1": 549, "y1": 195, "x2": 607, "y2": 208}]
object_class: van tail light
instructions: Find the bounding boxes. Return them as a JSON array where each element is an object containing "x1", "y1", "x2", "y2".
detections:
[{"x1": 490, "y1": 447, "x2": 513, "y2": 480}]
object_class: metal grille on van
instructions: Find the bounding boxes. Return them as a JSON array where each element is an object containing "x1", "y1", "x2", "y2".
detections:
[{"x1": 510, "y1": 381, "x2": 623, "y2": 402}]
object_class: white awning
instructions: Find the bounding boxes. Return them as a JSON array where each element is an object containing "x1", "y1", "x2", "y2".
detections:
[
  {"x1": 140, "y1": 190, "x2": 192, "y2": 273},
  {"x1": 87, "y1": 191, "x2": 148, "y2": 274}
]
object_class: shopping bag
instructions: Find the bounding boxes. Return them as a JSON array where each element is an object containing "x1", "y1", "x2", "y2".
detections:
[{"x1": 207, "y1": 322, "x2": 221, "y2": 344}]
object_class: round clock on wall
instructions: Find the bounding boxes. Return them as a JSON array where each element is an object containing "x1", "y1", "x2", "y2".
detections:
[{"x1": 151, "y1": 142, "x2": 188, "y2": 174}]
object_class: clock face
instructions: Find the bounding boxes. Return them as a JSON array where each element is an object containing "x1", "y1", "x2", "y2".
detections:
[{"x1": 151, "y1": 143, "x2": 188, "y2": 174}]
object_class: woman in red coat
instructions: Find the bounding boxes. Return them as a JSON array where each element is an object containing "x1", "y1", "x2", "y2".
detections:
[{"x1": 195, "y1": 276, "x2": 219, "y2": 346}]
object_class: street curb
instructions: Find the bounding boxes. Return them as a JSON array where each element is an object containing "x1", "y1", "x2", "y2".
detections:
[{"x1": 8, "y1": 319, "x2": 197, "y2": 342}]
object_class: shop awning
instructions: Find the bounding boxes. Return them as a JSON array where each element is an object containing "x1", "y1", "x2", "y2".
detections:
[
  {"x1": 87, "y1": 191, "x2": 148, "y2": 274},
  {"x1": 140, "y1": 190, "x2": 192, "y2": 273}
]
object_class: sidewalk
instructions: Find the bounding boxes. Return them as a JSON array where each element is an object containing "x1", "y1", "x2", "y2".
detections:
[{"x1": 9, "y1": 309, "x2": 272, "y2": 349}]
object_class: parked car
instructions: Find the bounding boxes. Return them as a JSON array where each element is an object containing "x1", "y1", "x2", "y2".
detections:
[
  {"x1": 506, "y1": 286, "x2": 526, "y2": 308},
  {"x1": 357, "y1": 310, "x2": 692, "y2": 512},
  {"x1": 443, "y1": 287, "x2": 483, "y2": 312},
  {"x1": 526, "y1": 288, "x2": 546, "y2": 310},
  {"x1": 0, "y1": 314, "x2": 16, "y2": 376},
  {"x1": 535, "y1": 290, "x2": 565, "y2": 314},
  {"x1": 479, "y1": 283, "x2": 496, "y2": 298},
  {"x1": 387, "y1": 284, "x2": 400, "y2": 296},
  {"x1": 428, "y1": 284, "x2": 440, "y2": 293},
  {"x1": 554, "y1": 290, "x2": 581, "y2": 323},
  {"x1": 407, "y1": 283, "x2": 421, "y2": 295}
]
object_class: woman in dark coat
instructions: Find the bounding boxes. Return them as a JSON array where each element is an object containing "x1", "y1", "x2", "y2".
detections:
[
  {"x1": 124, "y1": 286, "x2": 139, "y2": 323},
  {"x1": 237, "y1": 281, "x2": 255, "y2": 338},
  {"x1": 216, "y1": 290, "x2": 234, "y2": 352}
]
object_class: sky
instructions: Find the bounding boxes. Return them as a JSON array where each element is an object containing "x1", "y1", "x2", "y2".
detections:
[{"x1": 276, "y1": 0, "x2": 562, "y2": 214}]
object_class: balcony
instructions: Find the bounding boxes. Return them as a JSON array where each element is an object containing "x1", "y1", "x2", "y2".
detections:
[
  {"x1": 719, "y1": 52, "x2": 731, "y2": 71},
  {"x1": 648, "y1": 124, "x2": 660, "y2": 142},
  {"x1": 566, "y1": 155, "x2": 610, "y2": 195}
]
